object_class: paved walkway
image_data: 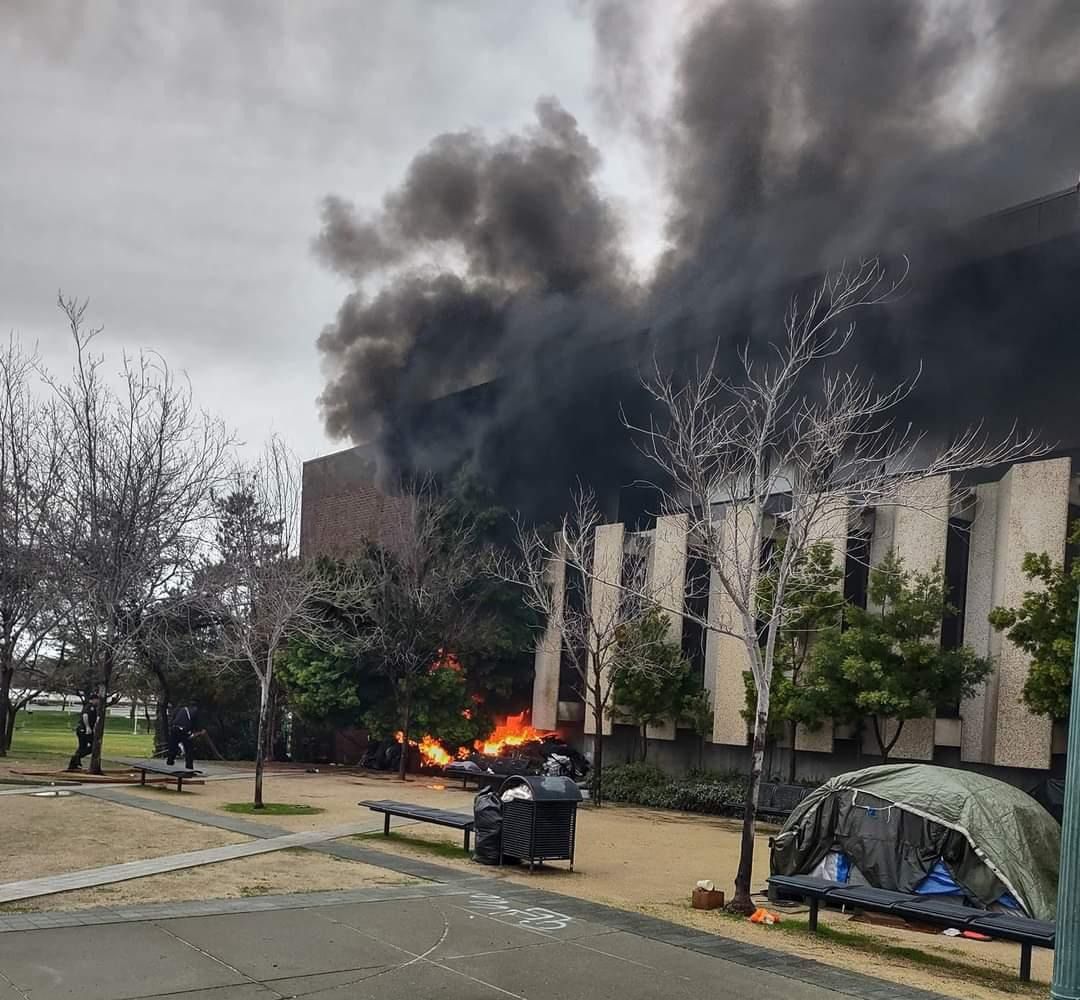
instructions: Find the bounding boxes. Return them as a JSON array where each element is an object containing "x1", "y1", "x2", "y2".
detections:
[
  {"x1": 0, "y1": 782, "x2": 958, "y2": 998},
  {"x1": 0, "y1": 880, "x2": 949, "y2": 1000},
  {"x1": 0, "y1": 822, "x2": 374, "y2": 904}
]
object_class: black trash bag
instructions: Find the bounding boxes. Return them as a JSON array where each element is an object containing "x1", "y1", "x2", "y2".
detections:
[
  {"x1": 381, "y1": 741, "x2": 402, "y2": 772},
  {"x1": 360, "y1": 741, "x2": 382, "y2": 770},
  {"x1": 472, "y1": 789, "x2": 503, "y2": 865}
]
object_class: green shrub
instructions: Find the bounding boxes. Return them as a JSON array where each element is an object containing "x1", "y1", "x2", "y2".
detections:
[{"x1": 599, "y1": 763, "x2": 748, "y2": 816}]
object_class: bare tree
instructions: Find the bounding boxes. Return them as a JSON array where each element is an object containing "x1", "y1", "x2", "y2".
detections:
[
  {"x1": 342, "y1": 481, "x2": 481, "y2": 780},
  {"x1": 495, "y1": 487, "x2": 682, "y2": 805},
  {"x1": 201, "y1": 438, "x2": 321, "y2": 807},
  {"x1": 50, "y1": 295, "x2": 230, "y2": 773},
  {"x1": 630, "y1": 259, "x2": 1040, "y2": 912},
  {"x1": 0, "y1": 336, "x2": 64, "y2": 754}
]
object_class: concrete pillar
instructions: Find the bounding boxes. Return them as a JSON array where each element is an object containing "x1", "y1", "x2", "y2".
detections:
[
  {"x1": 862, "y1": 476, "x2": 950, "y2": 761},
  {"x1": 646, "y1": 514, "x2": 688, "y2": 741},
  {"x1": 531, "y1": 534, "x2": 565, "y2": 732},
  {"x1": 795, "y1": 498, "x2": 848, "y2": 755},
  {"x1": 960, "y1": 484, "x2": 999, "y2": 763},
  {"x1": 584, "y1": 522, "x2": 624, "y2": 738},
  {"x1": 704, "y1": 506, "x2": 757, "y2": 746},
  {"x1": 985, "y1": 458, "x2": 1070, "y2": 769}
]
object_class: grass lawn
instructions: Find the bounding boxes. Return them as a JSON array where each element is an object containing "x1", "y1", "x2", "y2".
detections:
[
  {"x1": 355, "y1": 830, "x2": 471, "y2": 861},
  {"x1": 223, "y1": 803, "x2": 326, "y2": 816},
  {"x1": 9, "y1": 711, "x2": 154, "y2": 760}
]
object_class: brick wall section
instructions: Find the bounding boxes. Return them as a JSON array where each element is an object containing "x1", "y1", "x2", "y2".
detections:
[{"x1": 300, "y1": 446, "x2": 411, "y2": 559}]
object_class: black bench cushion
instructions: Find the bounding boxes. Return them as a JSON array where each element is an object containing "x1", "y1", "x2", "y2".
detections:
[
  {"x1": 361, "y1": 800, "x2": 473, "y2": 827},
  {"x1": 892, "y1": 898, "x2": 981, "y2": 928},
  {"x1": 827, "y1": 885, "x2": 911, "y2": 910},
  {"x1": 766, "y1": 875, "x2": 840, "y2": 899},
  {"x1": 968, "y1": 913, "x2": 1056, "y2": 947}
]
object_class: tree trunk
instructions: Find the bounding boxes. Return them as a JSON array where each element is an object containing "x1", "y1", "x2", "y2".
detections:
[
  {"x1": 89, "y1": 677, "x2": 108, "y2": 775},
  {"x1": 253, "y1": 678, "x2": 270, "y2": 808},
  {"x1": 787, "y1": 720, "x2": 798, "y2": 784},
  {"x1": 640, "y1": 723, "x2": 648, "y2": 762},
  {"x1": 397, "y1": 694, "x2": 411, "y2": 781},
  {"x1": 4, "y1": 703, "x2": 15, "y2": 751},
  {"x1": 0, "y1": 664, "x2": 12, "y2": 755},
  {"x1": 592, "y1": 699, "x2": 605, "y2": 807},
  {"x1": 874, "y1": 717, "x2": 904, "y2": 763},
  {"x1": 729, "y1": 693, "x2": 768, "y2": 915},
  {"x1": 156, "y1": 703, "x2": 170, "y2": 753},
  {"x1": 266, "y1": 685, "x2": 277, "y2": 763}
]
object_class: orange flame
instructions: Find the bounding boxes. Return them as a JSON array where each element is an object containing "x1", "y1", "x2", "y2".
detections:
[
  {"x1": 474, "y1": 712, "x2": 554, "y2": 756},
  {"x1": 392, "y1": 711, "x2": 555, "y2": 769},
  {"x1": 417, "y1": 734, "x2": 453, "y2": 766}
]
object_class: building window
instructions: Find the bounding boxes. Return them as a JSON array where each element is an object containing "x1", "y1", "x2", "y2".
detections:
[
  {"x1": 844, "y1": 531, "x2": 871, "y2": 613},
  {"x1": 559, "y1": 564, "x2": 587, "y2": 702},
  {"x1": 682, "y1": 554, "x2": 710, "y2": 683},
  {"x1": 940, "y1": 517, "x2": 971, "y2": 652}
]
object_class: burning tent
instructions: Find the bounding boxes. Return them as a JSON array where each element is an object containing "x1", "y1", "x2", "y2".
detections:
[
  {"x1": 360, "y1": 712, "x2": 590, "y2": 781},
  {"x1": 770, "y1": 764, "x2": 1060, "y2": 921}
]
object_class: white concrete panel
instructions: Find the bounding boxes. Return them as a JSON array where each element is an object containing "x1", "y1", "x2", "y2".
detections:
[
  {"x1": 584, "y1": 522, "x2": 624, "y2": 737},
  {"x1": 531, "y1": 534, "x2": 566, "y2": 732}
]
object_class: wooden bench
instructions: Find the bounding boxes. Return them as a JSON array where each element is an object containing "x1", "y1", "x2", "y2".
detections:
[
  {"x1": 768, "y1": 874, "x2": 1055, "y2": 982},
  {"x1": 114, "y1": 758, "x2": 204, "y2": 793},
  {"x1": 360, "y1": 799, "x2": 475, "y2": 851}
]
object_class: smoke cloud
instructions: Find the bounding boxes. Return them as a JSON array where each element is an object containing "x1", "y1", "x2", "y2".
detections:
[{"x1": 317, "y1": 0, "x2": 1080, "y2": 515}]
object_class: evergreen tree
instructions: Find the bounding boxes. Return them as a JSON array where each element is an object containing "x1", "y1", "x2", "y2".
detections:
[
  {"x1": 806, "y1": 550, "x2": 991, "y2": 761},
  {"x1": 610, "y1": 606, "x2": 697, "y2": 760},
  {"x1": 743, "y1": 540, "x2": 844, "y2": 780},
  {"x1": 989, "y1": 521, "x2": 1080, "y2": 719}
]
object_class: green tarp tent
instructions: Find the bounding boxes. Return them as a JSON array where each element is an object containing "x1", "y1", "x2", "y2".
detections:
[{"x1": 770, "y1": 764, "x2": 1060, "y2": 921}]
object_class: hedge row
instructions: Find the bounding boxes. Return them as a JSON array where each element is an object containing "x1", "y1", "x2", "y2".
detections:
[{"x1": 597, "y1": 763, "x2": 749, "y2": 815}]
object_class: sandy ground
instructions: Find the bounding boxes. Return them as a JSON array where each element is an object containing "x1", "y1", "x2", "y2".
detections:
[
  {"x1": 1, "y1": 771, "x2": 1051, "y2": 997},
  {"x1": 0, "y1": 849, "x2": 417, "y2": 913},
  {"x1": 0, "y1": 751, "x2": 72, "y2": 782},
  {"x1": 0, "y1": 795, "x2": 247, "y2": 882}
]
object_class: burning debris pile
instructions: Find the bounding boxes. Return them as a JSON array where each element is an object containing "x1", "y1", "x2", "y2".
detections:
[{"x1": 361, "y1": 712, "x2": 590, "y2": 781}]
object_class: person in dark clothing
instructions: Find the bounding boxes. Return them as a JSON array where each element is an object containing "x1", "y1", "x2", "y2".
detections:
[
  {"x1": 166, "y1": 702, "x2": 200, "y2": 769},
  {"x1": 67, "y1": 694, "x2": 99, "y2": 771}
]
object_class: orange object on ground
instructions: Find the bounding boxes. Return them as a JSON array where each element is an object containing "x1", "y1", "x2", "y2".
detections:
[
  {"x1": 749, "y1": 907, "x2": 782, "y2": 925},
  {"x1": 961, "y1": 930, "x2": 992, "y2": 941}
]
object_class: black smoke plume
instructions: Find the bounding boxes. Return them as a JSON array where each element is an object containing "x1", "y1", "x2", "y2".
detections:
[{"x1": 317, "y1": 0, "x2": 1080, "y2": 518}]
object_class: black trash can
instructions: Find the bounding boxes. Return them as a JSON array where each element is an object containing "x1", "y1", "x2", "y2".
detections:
[{"x1": 498, "y1": 775, "x2": 582, "y2": 872}]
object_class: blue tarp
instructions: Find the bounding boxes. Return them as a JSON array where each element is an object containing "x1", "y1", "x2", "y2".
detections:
[
  {"x1": 914, "y1": 859, "x2": 1021, "y2": 909},
  {"x1": 914, "y1": 860, "x2": 964, "y2": 896}
]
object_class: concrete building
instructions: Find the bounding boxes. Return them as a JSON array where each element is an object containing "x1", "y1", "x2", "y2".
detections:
[
  {"x1": 300, "y1": 186, "x2": 1080, "y2": 784},
  {"x1": 531, "y1": 456, "x2": 1078, "y2": 785}
]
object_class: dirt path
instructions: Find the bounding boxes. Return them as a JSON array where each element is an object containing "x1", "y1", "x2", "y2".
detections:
[
  {"x1": 0, "y1": 850, "x2": 417, "y2": 913},
  {"x1": 0, "y1": 795, "x2": 246, "y2": 882}
]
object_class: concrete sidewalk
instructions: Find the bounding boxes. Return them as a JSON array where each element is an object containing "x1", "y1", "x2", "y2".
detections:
[{"x1": 0, "y1": 881, "x2": 946, "y2": 1000}]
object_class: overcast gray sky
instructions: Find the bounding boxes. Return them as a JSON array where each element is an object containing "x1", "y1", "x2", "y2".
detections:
[{"x1": 0, "y1": 0, "x2": 671, "y2": 460}]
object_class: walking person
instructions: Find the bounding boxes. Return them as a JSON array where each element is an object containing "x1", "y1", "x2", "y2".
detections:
[
  {"x1": 67, "y1": 693, "x2": 99, "y2": 771},
  {"x1": 166, "y1": 701, "x2": 200, "y2": 769}
]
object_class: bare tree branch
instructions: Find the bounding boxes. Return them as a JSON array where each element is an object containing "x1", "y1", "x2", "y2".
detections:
[{"x1": 622, "y1": 258, "x2": 1042, "y2": 912}]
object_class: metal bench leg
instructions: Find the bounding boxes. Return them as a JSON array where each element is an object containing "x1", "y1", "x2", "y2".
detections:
[
  {"x1": 809, "y1": 898, "x2": 820, "y2": 933},
  {"x1": 384, "y1": 814, "x2": 391, "y2": 837},
  {"x1": 140, "y1": 770, "x2": 147, "y2": 786},
  {"x1": 464, "y1": 829, "x2": 470, "y2": 852},
  {"x1": 1019, "y1": 943, "x2": 1032, "y2": 982},
  {"x1": 177, "y1": 776, "x2": 184, "y2": 793}
]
